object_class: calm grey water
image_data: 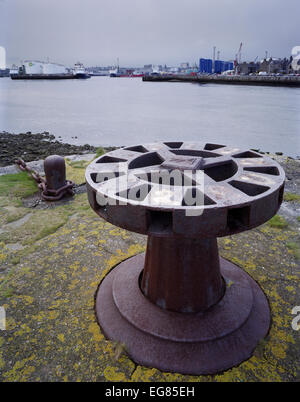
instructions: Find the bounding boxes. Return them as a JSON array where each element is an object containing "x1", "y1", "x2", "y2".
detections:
[{"x1": 0, "y1": 76, "x2": 299, "y2": 156}]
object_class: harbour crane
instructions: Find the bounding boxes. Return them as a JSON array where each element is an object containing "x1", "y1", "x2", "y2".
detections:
[
  {"x1": 236, "y1": 42, "x2": 243, "y2": 64},
  {"x1": 234, "y1": 42, "x2": 243, "y2": 74}
]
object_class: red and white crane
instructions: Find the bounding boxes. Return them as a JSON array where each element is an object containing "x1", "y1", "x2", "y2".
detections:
[{"x1": 234, "y1": 42, "x2": 243, "y2": 73}]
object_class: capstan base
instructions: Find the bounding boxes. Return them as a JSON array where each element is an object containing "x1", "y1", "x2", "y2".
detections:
[{"x1": 96, "y1": 253, "x2": 270, "y2": 375}]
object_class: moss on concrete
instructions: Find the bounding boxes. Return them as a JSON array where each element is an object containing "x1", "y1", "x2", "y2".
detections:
[
  {"x1": 0, "y1": 162, "x2": 299, "y2": 382},
  {"x1": 0, "y1": 172, "x2": 37, "y2": 200},
  {"x1": 65, "y1": 159, "x2": 86, "y2": 185},
  {"x1": 95, "y1": 147, "x2": 106, "y2": 158},
  {"x1": 284, "y1": 192, "x2": 300, "y2": 203},
  {"x1": 286, "y1": 242, "x2": 300, "y2": 260},
  {"x1": 268, "y1": 215, "x2": 289, "y2": 229}
]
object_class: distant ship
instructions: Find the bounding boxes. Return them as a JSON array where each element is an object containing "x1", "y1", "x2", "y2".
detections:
[
  {"x1": 109, "y1": 67, "x2": 121, "y2": 77},
  {"x1": 73, "y1": 62, "x2": 91, "y2": 79},
  {"x1": 131, "y1": 70, "x2": 144, "y2": 77},
  {"x1": 10, "y1": 61, "x2": 91, "y2": 80},
  {"x1": 109, "y1": 57, "x2": 144, "y2": 78},
  {"x1": 109, "y1": 68, "x2": 144, "y2": 78}
]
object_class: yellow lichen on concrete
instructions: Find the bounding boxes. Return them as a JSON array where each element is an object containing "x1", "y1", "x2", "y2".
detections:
[
  {"x1": 104, "y1": 366, "x2": 128, "y2": 382},
  {"x1": 0, "y1": 163, "x2": 299, "y2": 382}
]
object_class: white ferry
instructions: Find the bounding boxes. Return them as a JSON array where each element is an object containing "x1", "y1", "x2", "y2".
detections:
[{"x1": 10, "y1": 60, "x2": 90, "y2": 80}]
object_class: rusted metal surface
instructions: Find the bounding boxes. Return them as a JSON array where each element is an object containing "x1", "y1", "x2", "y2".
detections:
[
  {"x1": 96, "y1": 254, "x2": 270, "y2": 375},
  {"x1": 141, "y1": 236, "x2": 224, "y2": 312},
  {"x1": 16, "y1": 156, "x2": 74, "y2": 201},
  {"x1": 86, "y1": 142, "x2": 285, "y2": 374},
  {"x1": 42, "y1": 155, "x2": 74, "y2": 201},
  {"x1": 86, "y1": 142, "x2": 285, "y2": 237},
  {"x1": 15, "y1": 158, "x2": 47, "y2": 186}
]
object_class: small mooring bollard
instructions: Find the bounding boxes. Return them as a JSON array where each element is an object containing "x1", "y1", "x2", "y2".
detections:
[
  {"x1": 86, "y1": 142, "x2": 285, "y2": 375},
  {"x1": 44, "y1": 155, "x2": 67, "y2": 191},
  {"x1": 15, "y1": 155, "x2": 74, "y2": 201},
  {"x1": 42, "y1": 155, "x2": 74, "y2": 201}
]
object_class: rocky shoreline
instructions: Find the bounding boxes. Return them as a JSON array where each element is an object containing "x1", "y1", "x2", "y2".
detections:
[
  {"x1": 1, "y1": 131, "x2": 299, "y2": 168},
  {"x1": 0, "y1": 131, "x2": 116, "y2": 167}
]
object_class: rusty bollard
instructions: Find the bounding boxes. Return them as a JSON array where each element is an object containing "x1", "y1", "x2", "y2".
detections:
[
  {"x1": 42, "y1": 155, "x2": 74, "y2": 201},
  {"x1": 85, "y1": 141, "x2": 285, "y2": 374}
]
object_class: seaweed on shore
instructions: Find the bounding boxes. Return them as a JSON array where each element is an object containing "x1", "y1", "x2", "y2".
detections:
[{"x1": 0, "y1": 131, "x2": 99, "y2": 167}]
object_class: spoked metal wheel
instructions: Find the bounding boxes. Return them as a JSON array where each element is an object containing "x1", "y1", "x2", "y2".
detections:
[{"x1": 86, "y1": 142, "x2": 285, "y2": 374}]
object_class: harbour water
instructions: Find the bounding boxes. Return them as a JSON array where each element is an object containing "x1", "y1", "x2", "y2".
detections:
[{"x1": 0, "y1": 76, "x2": 299, "y2": 156}]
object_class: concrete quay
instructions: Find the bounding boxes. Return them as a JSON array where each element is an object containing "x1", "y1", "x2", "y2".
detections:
[{"x1": 143, "y1": 74, "x2": 300, "y2": 87}]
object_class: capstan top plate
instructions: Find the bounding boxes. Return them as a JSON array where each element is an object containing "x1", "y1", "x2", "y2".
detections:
[{"x1": 85, "y1": 142, "x2": 285, "y2": 237}]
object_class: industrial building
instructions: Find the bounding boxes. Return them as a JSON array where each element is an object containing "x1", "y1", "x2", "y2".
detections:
[
  {"x1": 199, "y1": 58, "x2": 213, "y2": 73},
  {"x1": 238, "y1": 62, "x2": 260, "y2": 75},
  {"x1": 199, "y1": 58, "x2": 233, "y2": 74},
  {"x1": 214, "y1": 60, "x2": 234, "y2": 73},
  {"x1": 258, "y1": 58, "x2": 291, "y2": 74}
]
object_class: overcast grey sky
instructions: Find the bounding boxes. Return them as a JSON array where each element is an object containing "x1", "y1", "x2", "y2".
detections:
[{"x1": 0, "y1": 0, "x2": 298, "y2": 67}]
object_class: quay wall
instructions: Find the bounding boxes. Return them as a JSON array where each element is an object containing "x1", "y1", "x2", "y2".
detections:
[{"x1": 143, "y1": 74, "x2": 300, "y2": 87}]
